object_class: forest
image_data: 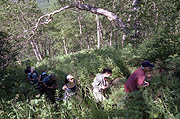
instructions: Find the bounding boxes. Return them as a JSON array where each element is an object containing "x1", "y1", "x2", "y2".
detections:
[{"x1": 0, "y1": 0, "x2": 180, "y2": 119}]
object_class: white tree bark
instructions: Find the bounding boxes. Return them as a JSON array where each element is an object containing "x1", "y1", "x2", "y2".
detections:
[
  {"x1": 29, "y1": 40, "x2": 40, "y2": 61},
  {"x1": 10, "y1": 3, "x2": 128, "y2": 50},
  {"x1": 109, "y1": 31, "x2": 112, "y2": 46},
  {"x1": 96, "y1": 14, "x2": 101, "y2": 49},
  {"x1": 16, "y1": 9, "x2": 43, "y2": 61},
  {"x1": 77, "y1": 14, "x2": 83, "y2": 49},
  {"x1": 32, "y1": 3, "x2": 127, "y2": 34},
  {"x1": 122, "y1": 34, "x2": 126, "y2": 47},
  {"x1": 63, "y1": 39, "x2": 68, "y2": 55}
]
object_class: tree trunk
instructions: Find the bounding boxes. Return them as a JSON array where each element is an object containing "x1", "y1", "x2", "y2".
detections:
[
  {"x1": 96, "y1": 14, "x2": 101, "y2": 49},
  {"x1": 63, "y1": 39, "x2": 68, "y2": 55},
  {"x1": 34, "y1": 40, "x2": 42, "y2": 60},
  {"x1": 99, "y1": 21, "x2": 103, "y2": 46},
  {"x1": 29, "y1": 40, "x2": 42, "y2": 61},
  {"x1": 121, "y1": 34, "x2": 126, "y2": 47},
  {"x1": 48, "y1": 38, "x2": 51, "y2": 56},
  {"x1": 109, "y1": 30, "x2": 112, "y2": 46},
  {"x1": 132, "y1": 0, "x2": 141, "y2": 38},
  {"x1": 77, "y1": 14, "x2": 83, "y2": 49},
  {"x1": 114, "y1": 30, "x2": 118, "y2": 49},
  {"x1": 86, "y1": 34, "x2": 90, "y2": 49}
]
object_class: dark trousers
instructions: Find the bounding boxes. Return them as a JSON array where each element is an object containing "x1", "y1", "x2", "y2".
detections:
[{"x1": 45, "y1": 88, "x2": 56, "y2": 103}]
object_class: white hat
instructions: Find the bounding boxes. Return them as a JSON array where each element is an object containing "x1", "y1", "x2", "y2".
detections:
[{"x1": 66, "y1": 74, "x2": 74, "y2": 79}]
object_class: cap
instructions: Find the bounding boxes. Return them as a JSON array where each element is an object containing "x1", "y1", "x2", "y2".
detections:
[
  {"x1": 141, "y1": 60, "x2": 155, "y2": 68},
  {"x1": 66, "y1": 74, "x2": 74, "y2": 79}
]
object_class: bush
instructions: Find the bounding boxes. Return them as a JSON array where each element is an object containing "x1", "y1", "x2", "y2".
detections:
[{"x1": 1, "y1": 47, "x2": 180, "y2": 119}]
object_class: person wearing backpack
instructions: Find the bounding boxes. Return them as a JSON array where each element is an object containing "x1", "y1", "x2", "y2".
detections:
[
  {"x1": 92, "y1": 68, "x2": 112, "y2": 102},
  {"x1": 62, "y1": 74, "x2": 77, "y2": 101},
  {"x1": 38, "y1": 70, "x2": 48, "y2": 82},
  {"x1": 43, "y1": 73, "x2": 58, "y2": 103},
  {"x1": 38, "y1": 70, "x2": 49, "y2": 94},
  {"x1": 24, "y1": 66, "x2": 39, "y2": 85}
]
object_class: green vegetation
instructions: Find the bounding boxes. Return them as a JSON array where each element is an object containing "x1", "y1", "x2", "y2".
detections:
[
  {"x1": 1, "y1": 47, "x2": 180, "y2": 119},
  {"x1": 0, "y1": 0, "x2": 180, "y2": 119}
]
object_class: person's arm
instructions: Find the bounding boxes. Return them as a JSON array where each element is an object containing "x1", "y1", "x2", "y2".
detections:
[
  {"x1": 53, "y1": 83, "x2": 58, "y2": 89},
  {"x1": 43, "y1": 82, "x2": 49, "y2": 88},
  {"x1": 42, "y1": 80, "x2": 52, "y2": 89},
  {"x1": 30, "y1": 74, "x2": 37, "y2": 81},
  {"x1": 138, "y1": 81, "x2": 149, "y2": 88},
  {"x1": 27, "y1": 73, "x2": 31, "y2": 81},
  {"x1": 38, "y1": 75, "x2": 41, "y2": 82},
  {"x1": 62, "y1": 85, "x2": 68, "y2": 90},
  {"x1": 137, "y1": 75, "x2": 149, "y2": 88}
]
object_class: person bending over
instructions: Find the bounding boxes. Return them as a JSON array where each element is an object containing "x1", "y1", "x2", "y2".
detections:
[
  {"x1": 92, "y1": 68, "x2": 112, "y2": 102},
  {"x1": 43, "y1": 73, "x2": 58, "y2": 103},
  {"x1": 62, "y1": 74, "x2": 77, "y2": 100},
  {"x1": 24, "y1": 66, "x2": 38, "y2": 85},
  {"x1": 124, "y1": 60, "x2": 155, "y2": 93}
]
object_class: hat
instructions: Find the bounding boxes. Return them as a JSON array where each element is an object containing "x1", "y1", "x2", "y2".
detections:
[
  {"x1": 141, "y1": 60, "x2": 155, "y2": 68},
  {"x1": 66, "y1": 75, "x2": 74, "y2": 79}
]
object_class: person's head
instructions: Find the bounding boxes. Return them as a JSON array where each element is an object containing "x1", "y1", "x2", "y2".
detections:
[
  {"x1": 41, "y1": 70, "x2": 46, "y2": 73},
  {"x1": 24, "y1": 66, "x2": 31, "y2": 74},
  {"x1": 50, "y1": 73, "x2": 56, "y2": 81},
  {"x1": 41, "y1": 70, "x2": 47, "y2": 75},
  {"x1": 66, "y1": 74, "x2": 74, "y2": 83},
  {"x1": 102, "y1": 68, "x2": 112, "y2": 78},
  {"x1": 141, "y1": 60, "x2": 154, "y2": 79},
  {"x1": 30, "y1": 67, "x2": 36, "y2": 73}
]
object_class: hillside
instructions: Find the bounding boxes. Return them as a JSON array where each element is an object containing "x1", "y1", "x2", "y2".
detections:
[
  {"x1": 1, "y1": 47, "x2": 180, "y2": 119},
  {"x1": 1, "y1": 0, "x2": 180, "y2": 118}
]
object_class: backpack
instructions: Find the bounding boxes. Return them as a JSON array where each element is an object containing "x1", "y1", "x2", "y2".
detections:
[
  {"x1": 42, "y1": 75, "x2": 51, "y2": 83},
  {"x1": 30, "y1": 70, "x2": 39, "y2": 79},
  {"x1": 40, "y1": 72, "x2": 48, "y2": 81}
]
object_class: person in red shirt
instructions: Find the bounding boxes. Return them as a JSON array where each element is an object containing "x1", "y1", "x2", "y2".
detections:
[{"x1": 124, "y1": 60, "x2": 155, "y2": 93}]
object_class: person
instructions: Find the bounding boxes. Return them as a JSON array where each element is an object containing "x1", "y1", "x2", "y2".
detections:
[
  {"x1": 38, "y1": 70, "x2": 48, "y2": 82},
  {"x1": 24, "y1": 66, "x2": 39, "y2": 85},
  {"x1": 124, "y1": 60, "x2": 155, "y2": 93},
  {"x1": 62, "y1": 74, "x2": 77, "y2": 100},
  {"x1": 38, "y1": 70, "x2": 49, "y2": 94},
  {"x1": 42, "y1": 73, "x2": 58, "y2": 103},
  {"x1": 92, "y1": 68, "x2": 112, "y2": 102}
]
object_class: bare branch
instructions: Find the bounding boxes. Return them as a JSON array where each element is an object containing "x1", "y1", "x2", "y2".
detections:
[
  {"x1": 74, "y1": 4, "x2": 126, "y2": 29},
  {"x1": 6, "y1": 3, "x2": 128, "y2": 41},
  {"x1": 32, "y1": 5, "x2": 72, "y2": 31},
  {"x1": 32, "y1": 3, "x2": 128, "y2": 34}
]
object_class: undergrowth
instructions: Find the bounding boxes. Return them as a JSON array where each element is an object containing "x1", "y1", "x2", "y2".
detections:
[{"x1": 0, "y1": 47, "x2": 180, "y2": 119}]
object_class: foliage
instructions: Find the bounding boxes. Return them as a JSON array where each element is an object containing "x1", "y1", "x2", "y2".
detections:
[
  {"x1": 0, "y1": 32, "x2": 10, "y2": 72},
  {"x1": 37, "y1": 47, "x2": 130, "y2": 88},
  {"x1": 1, "y1": 0, "x2": 180, "y2": 119},
  {"x1": 1, "y1": 45, "x2": 180, "y2": 119},
  {"x1": 130, "y1": 0, "x2": 180, "y2": 62}
]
